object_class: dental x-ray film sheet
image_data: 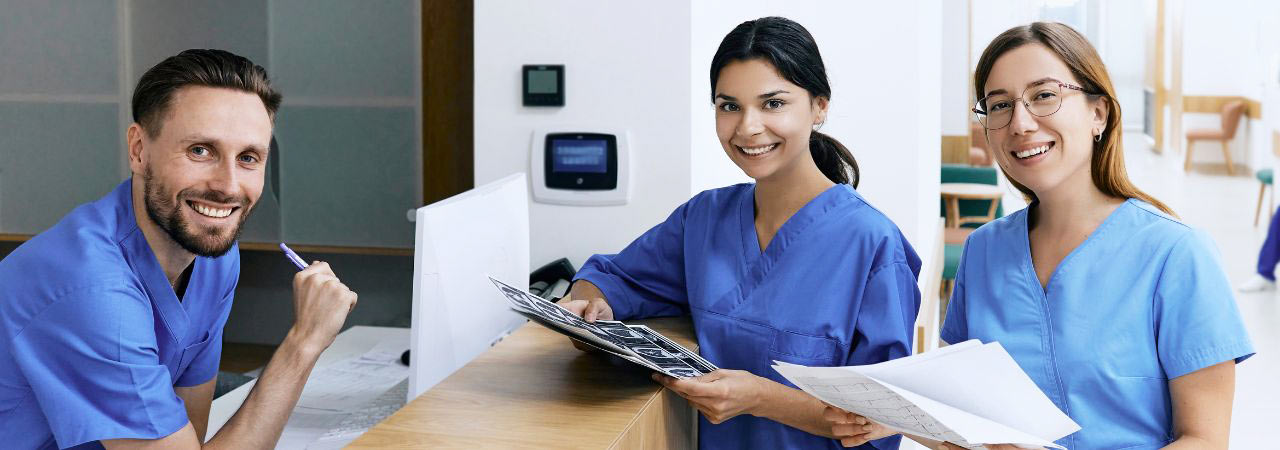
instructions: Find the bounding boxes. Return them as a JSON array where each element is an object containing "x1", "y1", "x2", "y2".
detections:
[{"x1": 488, "y1": 276, "x2": 717, "y2": 378}]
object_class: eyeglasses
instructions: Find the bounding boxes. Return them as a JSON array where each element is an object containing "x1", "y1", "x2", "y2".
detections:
[{"x1": 972, "y1": 82, "x2": 1090, "y2": 130}]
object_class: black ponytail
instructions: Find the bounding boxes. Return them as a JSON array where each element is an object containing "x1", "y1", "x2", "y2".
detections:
[
  {"x1": 711, "y1": 16, "x2": 859, "y2": 187},
  {"x1": 810, "y1": 130, "x2": 859, "y2": 187}
]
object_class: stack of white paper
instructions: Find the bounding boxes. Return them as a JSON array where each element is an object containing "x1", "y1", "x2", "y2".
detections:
[{"x1": 772, "y1": 340, "x2": 1080, "y2": 449}]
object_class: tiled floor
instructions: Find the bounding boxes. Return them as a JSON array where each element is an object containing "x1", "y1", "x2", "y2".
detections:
[{"x1": 1120, "y1": 132, "x2": 1276, "y2": 447}]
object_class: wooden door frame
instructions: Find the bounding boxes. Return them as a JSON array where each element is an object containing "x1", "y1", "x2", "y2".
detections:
[{"x1": 422, "y1": 0, "x2": 474, "y2": 206}]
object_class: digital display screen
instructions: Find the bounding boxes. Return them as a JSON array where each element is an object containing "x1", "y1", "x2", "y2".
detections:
[
  {"x1": 527, "y1": 69, "x2": 559, "y2": 94},
  {"x1": 551, "y1": 139, "x2": 608, "y2": 173}
]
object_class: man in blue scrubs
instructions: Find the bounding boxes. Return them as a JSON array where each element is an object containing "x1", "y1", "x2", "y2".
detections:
[{"x1": 0, "y1": 50, "x2": 359, "y2": 449}]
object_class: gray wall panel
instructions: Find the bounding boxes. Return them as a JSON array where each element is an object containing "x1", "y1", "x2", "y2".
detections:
[
  {"x1": 129, "y1": 0, "x2": 270, "y2": 87},
  {"x1": 0, "y1": 0, "x2": 118, "y2": 96},
  {"x1": 269, "y1": 0, "x2": 416, "y2": 99},
  {"x1": 0, "y1": 103, "x2": 122, "y2": 233},
  {"x1": 275, "y1": 106, "x2": 416, "y2": 247}
]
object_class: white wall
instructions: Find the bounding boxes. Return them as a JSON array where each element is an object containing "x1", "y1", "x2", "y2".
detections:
[
  {"x1": 941, "y1": 0, "x2": 972, "y2": 136},
  {"x1": 690, "y1": 1, "x2": 942, "y2": 252},
  {"x1": 1260, "y1": 1, "x2": 1280, "y2": 177},
  {"x1": 970, "y1": 0, "x2": 1041, "y2": 70},
  {"x1": 477, "y1": 1, "x2": 942, "y2": 269},
  {"x1": 1097, "y1": 0, "x2": 1148, "y2": 131},
  {"x1": 914, "y1": 1, "x2": 944, "y2": 252},
  {"x1": 474, "y1": 0, "x2": 693, "y2": 267},
  {"x1": 687, "y1": 1, "x2": 752, "y2": 195}
]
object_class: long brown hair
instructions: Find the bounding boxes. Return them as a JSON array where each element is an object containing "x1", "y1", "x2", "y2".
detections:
[{"x1": 973, "y1": 22, "x2": 1174, "y2": 216}]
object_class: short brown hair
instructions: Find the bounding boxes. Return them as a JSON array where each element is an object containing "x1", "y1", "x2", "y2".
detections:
[
  {"x1": 131, "y1": 49, "x2": 282, "y2": 138},
  {"x1": 974, "y1": 22, "x2": 1174, "y2": 216}
]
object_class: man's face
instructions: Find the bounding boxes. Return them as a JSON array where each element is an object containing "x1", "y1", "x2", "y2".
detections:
[{"x1": 133, "y1": 86, "x2": 271, "y2": 257}]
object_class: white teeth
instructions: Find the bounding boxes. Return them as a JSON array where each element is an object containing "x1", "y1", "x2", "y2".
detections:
[
  {"x1": 1014, "y1": 143, "x2": 1051, "y2": 159},
  {"x1": 191, "y1": 202, "x2": 233, "y2": 218},
  {"x1": 739, "y1": 143, "x2": 778, "y2": 156}
]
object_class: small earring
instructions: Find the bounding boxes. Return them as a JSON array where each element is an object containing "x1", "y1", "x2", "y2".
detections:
[{"x1": 1094, "y1": 132, "x2": 1102, "y2": 143}]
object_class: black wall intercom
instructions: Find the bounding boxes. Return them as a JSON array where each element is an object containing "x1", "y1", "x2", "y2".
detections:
[{"x1": 522, "y1": 65, "x2": 564, "y2": 107}]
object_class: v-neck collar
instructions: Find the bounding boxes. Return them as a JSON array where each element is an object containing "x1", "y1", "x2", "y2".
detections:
[
  {"x1": 1019, "y1": 198, "x2": 1133, "y2": 295},
  {"x1": 111, "y1": 180, "x2": 195, "y2": 343},
  {"x1": 730, "y1": 183, "x2": 852, "y2": 306},
  {"x1": 738, "y1": 183, "x2": 850, "y2": 256}
]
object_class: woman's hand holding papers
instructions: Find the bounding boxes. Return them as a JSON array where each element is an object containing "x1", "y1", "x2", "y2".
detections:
[
  {"x1": 559, "y1": 280, "x2": 614, "y2": 352},
  {"x1": 822, "y1": 407, "x2": 1045, "y2": 450},
  {"x1": 823, "y1": 406, "x2": 897, "y2": 447},
  {"x1": 657, "y1": 370, "x2": 851, "y2": 439},
  {"x1": 653, "y1": 370, "x2": 766, "y2": 424},
  {"x1": 559, "y1": 280, "x2": 614, "y2": 322}
]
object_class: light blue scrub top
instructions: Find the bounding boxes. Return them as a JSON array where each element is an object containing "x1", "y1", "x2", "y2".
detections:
[
  {"x1": 0, "y1": 179, "x2": 238, "y2": 449},
  {"x1": 942, "y1": 199, "x2": 1254, "y2": 449},
  {"x1": 576, "y1": 183, "x2": 921, "y2": 450}
]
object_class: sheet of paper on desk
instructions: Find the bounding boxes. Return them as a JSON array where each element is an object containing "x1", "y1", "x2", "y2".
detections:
[
  {"x1": 295, "y1": 344, "x2": 411, "y2": 412},
  {"x1": 772, "y1": 340, "x2": 1079, "y2": 449}
]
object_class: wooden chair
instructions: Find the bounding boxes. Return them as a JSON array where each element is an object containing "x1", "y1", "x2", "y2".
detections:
[
  {"x1": 1185, "y1": 100, "x2": 1246, "y2": 175},
  {"x1": 967, "y1": 122, "x2": 993, "y2": 166}
]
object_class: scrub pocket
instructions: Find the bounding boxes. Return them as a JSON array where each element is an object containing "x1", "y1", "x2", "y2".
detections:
[
  {"x1": 176, "y1": 331, "x2": 213, "y2": 376},
  {"x1": 766, "y1": 330, "x2": 841, "y2": 388},
  {"x1": 767, "y1": 329, "x2": 841, "y2": 366}
]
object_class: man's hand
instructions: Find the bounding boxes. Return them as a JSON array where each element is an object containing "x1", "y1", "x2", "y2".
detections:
[{"x1": 288, "y1": 261, "x2": 357, "y2": 352}]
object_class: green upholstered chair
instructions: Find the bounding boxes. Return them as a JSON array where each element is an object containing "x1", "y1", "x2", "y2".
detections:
[
  {"x1": 1256, "y1": 168, "x2": 1273, "y2": 226},
  {"x1": 940, "y1": 164, "x2": 1003, "y2": 301},
  {"x1": 940, "y1": 164, "x2": 1003, "y2": 225}
]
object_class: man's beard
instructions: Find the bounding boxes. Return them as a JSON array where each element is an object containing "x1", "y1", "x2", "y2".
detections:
[{"x1": 142, "y1": 167, "x2": 253, "y2": 258}]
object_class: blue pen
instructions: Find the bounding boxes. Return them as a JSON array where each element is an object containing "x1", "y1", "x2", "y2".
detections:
[{"x1": 279, "y1": 243, "x2": 308, "y2": 271}]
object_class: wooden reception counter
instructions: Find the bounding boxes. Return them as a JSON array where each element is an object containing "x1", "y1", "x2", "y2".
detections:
[{"x1": 347, "y1": 317, "x2": 698, "y2": 449}]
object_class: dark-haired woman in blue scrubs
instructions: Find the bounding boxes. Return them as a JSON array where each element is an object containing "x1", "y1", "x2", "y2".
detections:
[{"x1": 559, "y1": 16, "x2": 921, "y2": 450}]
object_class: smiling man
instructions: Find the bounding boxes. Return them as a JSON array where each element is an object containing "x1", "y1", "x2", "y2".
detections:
[{"x1": 0, "y1": 50, "x2": 359, "y2": 449}]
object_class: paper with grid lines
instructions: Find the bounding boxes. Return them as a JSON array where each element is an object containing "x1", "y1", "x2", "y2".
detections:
[{"x1": 773, "y1": 340, "x2": 1078, "y2": 449}]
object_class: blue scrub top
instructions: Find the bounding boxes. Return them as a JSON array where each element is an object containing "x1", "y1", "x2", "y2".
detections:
[
  {"x1": 0, "y1": 179, "x2": 238, "y2": 449},
  {"x1": 942, "y1": 199, "x2": 1254, "y2": 449},
  {"x1": 576, "y1": 183, "x2": 921, "y2": 450}
]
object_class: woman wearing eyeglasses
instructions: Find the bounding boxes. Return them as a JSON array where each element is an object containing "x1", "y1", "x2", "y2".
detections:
[{"x1": 824, "y1": 22, "x2": 1252, "y2": 449}]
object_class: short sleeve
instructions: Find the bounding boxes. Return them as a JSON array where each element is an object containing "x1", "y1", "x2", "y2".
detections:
[
  {"x1": 11, "y1": 285, "x2": 189, "y2": 447},
  {"x1": 940, "y1": 246, "x2": 969, "y2": 345},
  {"x1": 574, "y1": 201, "x2": 691, "y2": 320},
  {"x1": 848, "y1": 261, "x2": 919, "y2": 366},
  {"x1": 1154, "y1": 230, "x2": 1255, "y2": 379}
]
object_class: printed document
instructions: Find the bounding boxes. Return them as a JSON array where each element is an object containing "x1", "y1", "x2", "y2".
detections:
[{"x1": 772, "y1": 340, "x2": 1079, "y2": 449}]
